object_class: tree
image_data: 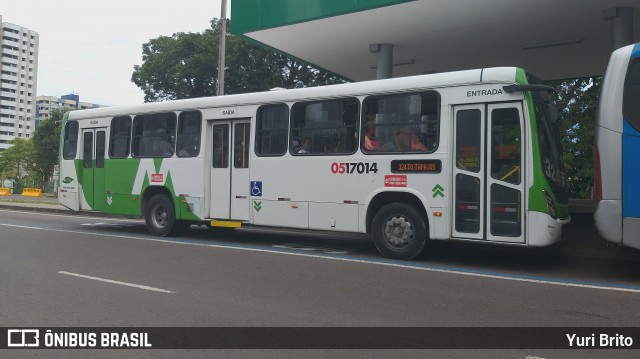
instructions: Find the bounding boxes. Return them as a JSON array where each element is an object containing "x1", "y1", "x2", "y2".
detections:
[
  {"x1": 548, "y1": 77, "x2": 602, "y2": 198},
  {"x1": 32, "y1": 109, "x2": 63, "y2": 187},
  {"x1": 132, "y1": 19, "x2": 345, "y2": 102},
  {"x1": 132, "y1": 30, "x2": 218, "y2": 101},
  {"x1": 0, "y1": 138, "x2": 34, "y2": 192}
]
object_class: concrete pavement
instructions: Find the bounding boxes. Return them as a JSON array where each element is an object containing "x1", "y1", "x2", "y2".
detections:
[
  {"x1": 0, "y1": 194, "x2": 632, "y2": 258},
  {"x1": 0, "y1": 193, "x2": 68, "y2": 212}
]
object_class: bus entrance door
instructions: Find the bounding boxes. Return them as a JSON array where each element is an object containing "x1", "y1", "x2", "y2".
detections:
[
  {"x1": 209, "y1": 119, "x2": 251, "y2": 221},
  {"x1": 452, "y1": 103, "x2": 525, "y2": 243},
  {"x1": 79, "y1": 127, "x2": 107, "y2": 211}
]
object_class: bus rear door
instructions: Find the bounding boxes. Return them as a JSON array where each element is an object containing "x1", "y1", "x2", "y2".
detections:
[
  {"x1": 79, "y1": 127, "x2": 107, "y2": 211},
  {"x1": 452, "y1": 103, "x2": 525, "y2": 243},
  {"x1": 209, "y1": 119, "x2": 251, "y2": 221}
]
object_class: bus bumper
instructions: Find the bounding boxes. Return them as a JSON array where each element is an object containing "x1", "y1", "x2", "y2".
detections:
[
  {"x1": 527, "y1": 211, "x2": 570, "y2": 247},
  {"x1": 594, "y1": 199, "x2": 622, "y2": 244}
]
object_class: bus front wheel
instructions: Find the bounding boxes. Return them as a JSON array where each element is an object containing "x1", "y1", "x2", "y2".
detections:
[
  {"x1": 145, "y1": 195, "x2": 180, "y2": 237},
  {"x1": 372, "y1": 202, "x2": 427, "y2": 260}
]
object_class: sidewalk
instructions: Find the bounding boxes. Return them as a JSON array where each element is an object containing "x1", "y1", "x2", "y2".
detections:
[{"x1": 0, "y1": 194, "x2": 71, "y2": 213}]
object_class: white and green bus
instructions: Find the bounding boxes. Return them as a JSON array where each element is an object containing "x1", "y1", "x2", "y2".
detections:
[{"x1": 58, "y1": 67, "x2": 569, "y2": 260}]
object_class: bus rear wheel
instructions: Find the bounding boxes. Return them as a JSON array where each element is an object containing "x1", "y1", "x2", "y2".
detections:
[
  {"x1": 372, "y1": 202, "x2": 428, "y2": 260},
  {"x1": 145, "y1": 194, "x2": 181, "y2": 237}
]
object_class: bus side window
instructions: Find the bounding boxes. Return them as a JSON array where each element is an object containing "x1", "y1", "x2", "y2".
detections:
[
  {"x1": 109, "y1": 116, "x2": 131, "y2": 158},
  {"x1": 290, "y1": 98, "x2": 358, "y2": 155},
  {"x1": 361, "y1": 92, "x2": 439, "y2": 154},
  {"x1": 63, "y1": 120, "x2": 79, "y2": 160},
  {"x1": 177, "y1": 111, "x2": 202, "y2": 158},
  {"x1": 256, "y1": 104, "x2": 288, "y2": 157},
  {"x1": 131, "y1": 112, "x2": 177, "y2": 158}
]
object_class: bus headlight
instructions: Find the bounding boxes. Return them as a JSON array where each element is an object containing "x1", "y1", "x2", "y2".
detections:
[{"x1": 543, "y1": 190, "x2": 557, "y2": 219}]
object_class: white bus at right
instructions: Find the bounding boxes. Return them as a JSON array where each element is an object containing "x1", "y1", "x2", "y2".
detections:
[{"x1": 594, "y1": 42, "x2": 640, "y2": 249}]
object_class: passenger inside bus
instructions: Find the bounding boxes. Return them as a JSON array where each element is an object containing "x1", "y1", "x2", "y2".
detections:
[
  {"x1": 298, "y1": 138, "x2": 311, "y2": 153},
  {"x1": 177, "y1": 135, "x2": 198, "y2": 157},
  {"x1": 364, "y1": 123, "x2": 382, "y2": 151},
  {"x1": 292, "y1": 139, "x2": 301, "y2": 153},
  {"x1": 386, "y1": 127, "x2": 428, "y2": 151},
  {"x1": 292, "y1": 138, "x2": 312, "y2": 153}
]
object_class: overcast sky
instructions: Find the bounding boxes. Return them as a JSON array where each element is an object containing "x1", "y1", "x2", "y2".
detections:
[{"x1": 2, "y1": 0, "x2": 228, "y2": 106}]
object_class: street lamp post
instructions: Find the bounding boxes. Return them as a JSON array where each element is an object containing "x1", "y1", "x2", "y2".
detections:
[{"x1": 217, "y1": 0, "x2": 227, "y2": 96}]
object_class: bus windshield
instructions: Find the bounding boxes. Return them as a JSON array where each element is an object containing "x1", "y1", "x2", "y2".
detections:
[{"x1": 533, "y1": 94, "x2": 567, "y2": 203}]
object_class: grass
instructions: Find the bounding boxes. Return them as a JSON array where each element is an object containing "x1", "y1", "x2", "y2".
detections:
[{"x1": 0, "y1": 196, "x2": 59, "y2": 205}]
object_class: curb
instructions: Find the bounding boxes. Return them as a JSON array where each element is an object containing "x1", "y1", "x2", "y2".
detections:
[
  {"x1": 0, "y1": 203, "x2": 69, "y2": 213},
  {"x1": 0, "y1": 202, "x2": 142, "y2": 219}
]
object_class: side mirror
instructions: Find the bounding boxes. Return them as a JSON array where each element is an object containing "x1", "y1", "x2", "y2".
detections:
[{"x1": 547, "y1": 103, "x2": 560, "y2": 124}]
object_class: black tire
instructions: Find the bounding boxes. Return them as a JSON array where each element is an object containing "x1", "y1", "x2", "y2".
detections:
[
  {"x1": 175, "y1": 220, "x2": 191, "y2": 235},
  {"x1": 371, "y1": 202, "x2": 428, "y2": 260},
  {"x1": 145, "y1": 195, "x2": 179, "y2": 237}
]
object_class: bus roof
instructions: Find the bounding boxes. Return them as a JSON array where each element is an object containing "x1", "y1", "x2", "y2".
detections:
[{"x1": 67, "y1": 67, "x2": 523, "y2": 120}]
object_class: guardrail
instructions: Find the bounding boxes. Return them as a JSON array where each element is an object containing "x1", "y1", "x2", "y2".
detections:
[
  {"x1": 0, "y1": 187, "x2": 11, "y2": 196},
  {"x1": 21, "y1": 188, "x2": 43, "y2": 197}
]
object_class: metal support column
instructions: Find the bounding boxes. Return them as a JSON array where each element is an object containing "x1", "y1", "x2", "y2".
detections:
[
  {"x1": 369, "y1": 43, "x2": 394, "y2": 79},
  {"x1": 604, "y1": 7, "x2": 635, "y2": 50}
]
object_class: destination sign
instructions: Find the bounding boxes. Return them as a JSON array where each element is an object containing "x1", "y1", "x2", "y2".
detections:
[{"x1": 391, "y1": 160, "x2": 441, "y2": 173}]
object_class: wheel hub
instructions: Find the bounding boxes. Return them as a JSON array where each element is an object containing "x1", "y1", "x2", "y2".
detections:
[
  {"x1": 384, "y1": 215, "x2": 414, "y2": 247},
  {"x1": 153, "y1": 205, "x2": 168, "y2": 228}
]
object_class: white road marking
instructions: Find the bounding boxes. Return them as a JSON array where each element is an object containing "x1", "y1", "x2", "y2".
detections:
[
  {"x1": 58, "y1": 271, "x2": 174, "y2": 294},
  {"x1": 0, "y1": 208, "x2": 143, "y2": 223},
  {"x1": 81, "y1": 222, "x2": 137, "y2": 228},
  {"x1": 2, "y1": 222, "x2": 640, "y2": 294},
  {"x1": 273, "y1": 243, "x2": 350, "y2": 254}
]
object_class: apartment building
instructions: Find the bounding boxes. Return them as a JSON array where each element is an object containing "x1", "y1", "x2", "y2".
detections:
[
  {"x1": 35, "y1": 94, "x2": 103, "y2": 127},
  {"x1": 0, "y1": 15, "x2": 39, "y2": 151}
]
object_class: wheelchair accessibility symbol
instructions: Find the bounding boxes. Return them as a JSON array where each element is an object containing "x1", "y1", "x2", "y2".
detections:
[{"x1": 250, "y1": 181, "x2": 263, "y2": 197}]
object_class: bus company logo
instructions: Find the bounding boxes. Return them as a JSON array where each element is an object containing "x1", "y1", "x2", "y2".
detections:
[
  {"x1": 62, "y1": 176, "x2": 74, "y2": 184},
  {"x1": 384, "y1": 175, "x2": 407, "y2": 187},
  {"x1": 151, "y1": 174, "x2": 164, "y2": 183},
  {"x1": 7, "y1": 329, "x2": 40, "y2": 347}
]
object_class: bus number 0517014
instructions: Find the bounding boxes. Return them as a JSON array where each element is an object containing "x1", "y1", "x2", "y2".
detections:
[{"x1": 330, "y1": 162, "x2": 379, "y2": 174}]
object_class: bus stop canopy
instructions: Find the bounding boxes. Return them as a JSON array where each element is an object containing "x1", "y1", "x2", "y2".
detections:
[{"x1": 231, "y1": 0, "x2": 639, "y2": 81}]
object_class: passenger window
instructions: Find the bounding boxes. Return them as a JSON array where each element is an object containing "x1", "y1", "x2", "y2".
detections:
[
  {"x1": 255, "y1": 104, "x2": 288, "y2": 156},
  {"x1": 623, "y1": 59, "x2": 640, "y2": 131},
  {"x1": 62, "y1": 120, "x2": 79, "y2": 160},
  {"x1": 362, "y1": 92, "x2": 439, "y2": 154},
  {"x1": 109, "y1": 116, "x2": 131, "y2": 158},
  {"x1": 290, "y1": 98, "x2": 358, "y2": 155},
  {"x1": 176, "y1": 111, "x2": 202, "y2": 158},
  {"x1": 131, "y1": 112, "x2": 177, "y2": 158}
]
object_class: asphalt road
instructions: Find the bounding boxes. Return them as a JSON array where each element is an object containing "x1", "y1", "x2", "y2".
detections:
[{"x1": 0, "y1": 208, "x2": 639, "y2": 358}]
